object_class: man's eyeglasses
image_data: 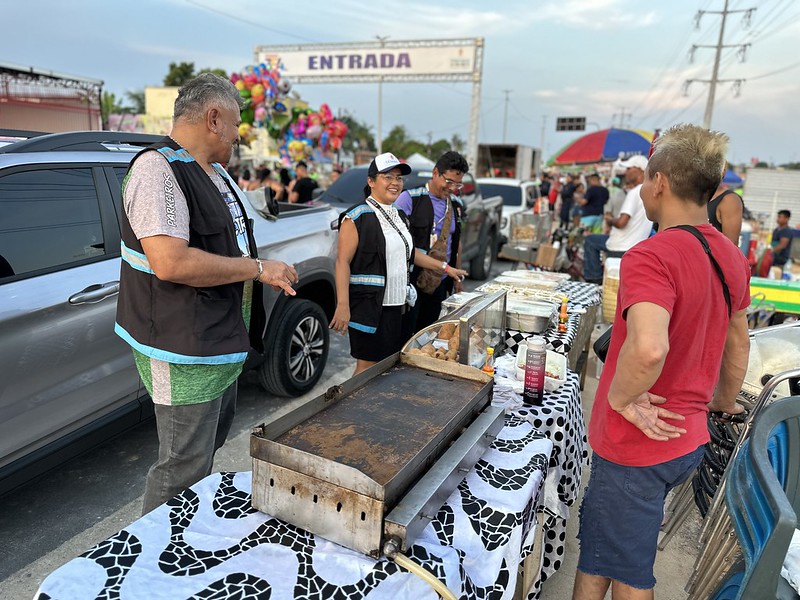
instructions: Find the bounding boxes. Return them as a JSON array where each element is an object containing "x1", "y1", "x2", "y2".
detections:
[
  {"x1": 441, "y1": 174, "x2": 464, "y2": 190},
  {"x1": 379, "y1": 173, "x2": 404, "y2": 183}
]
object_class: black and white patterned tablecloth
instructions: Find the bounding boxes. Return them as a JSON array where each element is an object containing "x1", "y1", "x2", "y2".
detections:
[
  {"x1": 35, "y1": 418, "x2": 554, "y2": 600},
  {"x1": 510, "y1": 371, "x2": 588, "y2": 599},
  {"x1": 505, "y1": 312, "x2": 581, "y2": 356},
  {"x1": 556, "y1": 280, "x2": 601, "y2": 309}
]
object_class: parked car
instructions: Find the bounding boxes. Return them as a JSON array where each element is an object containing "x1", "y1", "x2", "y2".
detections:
[
  {"x1": 0, "y1": 131, "x2": 339, "y2": 494},
  {"x1": 475, "y1": 177, "x2": 542, "y2": 245},
  {"x1": 319, "y1": 165, "x2": 503, "y2": 279}
]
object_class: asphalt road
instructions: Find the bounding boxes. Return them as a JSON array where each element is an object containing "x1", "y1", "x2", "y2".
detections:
[{"x1": 0, "y1": 259, "x2": 510, "y2": 598}]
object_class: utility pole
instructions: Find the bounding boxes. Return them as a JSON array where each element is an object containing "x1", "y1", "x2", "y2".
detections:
[
  {"x1": 501, "y1": 89, "x2": 511, "y2": 143},
  {"x1": 375, "y1": 35, "x2": 389, "y2": 154},
  {"x1": 612, "y1": 107, "x2": 631, "y2": 128},
  {"x1": 685, "y1": 1, "x2": 755, "y2": 128},
  {"x1": 539, "y1": 115, "x2": 547, "y2": 161}
]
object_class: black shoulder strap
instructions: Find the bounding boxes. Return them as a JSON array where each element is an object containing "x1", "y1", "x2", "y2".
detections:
[{"x1": 669, "y1": 225, "x2": 732, "y2": 317}]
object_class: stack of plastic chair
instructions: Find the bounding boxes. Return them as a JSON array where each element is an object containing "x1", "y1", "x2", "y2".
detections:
[
  {"x1": 687, "y1": 368, "x2": 800, "y2": 598},
  {"x1": 707, "y1": 396, "x2": 800, "y2": 600}
]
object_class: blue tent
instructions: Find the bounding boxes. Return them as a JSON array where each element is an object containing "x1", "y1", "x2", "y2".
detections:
[{"x1": 723, "y1": 168, "x2": 743, "y2": 186}]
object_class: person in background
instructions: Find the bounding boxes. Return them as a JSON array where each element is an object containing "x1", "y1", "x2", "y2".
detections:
[
  {"x1": 276, "y1": 168, "x2": 292, "y2": 201},
  {"x1": 330, "y1": 166, "x2": 342, "y2": 184},
  {"x1": 571, "y1": 180, "x2": 586, "y2": 227},
  {"x1": 578, "y1": 172, "x2": 609, "y2": 233},
  {"x1": 238, "y1": 167, "x2": 252, "y2": 190},
  {"x1": 330, "y1": 153, "x2": 466, "y2": 375},
  {"x1": 396, "y1": 151, "x2": 470, "y2": 340},
  {"x1": 772, "y1": 209, "x2": 793, "y2": 268},
  {"x1": 604, "y1": 175, "x2": 627, "y2": 233},
  {"x1": 707, "y1": 178, "x2": 744, "y2": 246},
  {"x1": 548, "y1": 175, "x2": 562, "y2": 216},
  {"x1": 573, "y1": 123, "x2": 751, "y2": 600},
  {"x1": 288, "y1": 160, "x2": 319, "y2": 204},
  {"x1": 559, "y1": 173, "x2": 577, "y2": 229},
  {"x1": 539, "y1": 173, "x2": 552, "y2": 205},
  {"x1": 115, "y1": 73, "x2": 298, "y2": 515},
  {"x1": 582, "y1": 155, "x2": 653, "y2": 284}
]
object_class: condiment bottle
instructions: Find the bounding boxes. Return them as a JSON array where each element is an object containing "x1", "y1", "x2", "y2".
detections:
[
  {"x1": 558, "y1": 296, "x2": 569, "y2": 333},
  {"x1": 523, "y1": 336, "x2": 546, "y2": 406},
  {"x1": 482, "y1": 347, "x2": 495, "y2": 375}
]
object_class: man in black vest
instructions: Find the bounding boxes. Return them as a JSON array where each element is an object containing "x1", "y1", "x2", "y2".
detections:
[
  {"x1": 116, "y1": 73, "x2": 298, "y2": 514},
  {"x1": 396, "y1": 151, "x2": 468, "y2": 339}
]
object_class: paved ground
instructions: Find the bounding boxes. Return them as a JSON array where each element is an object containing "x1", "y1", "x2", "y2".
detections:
[{"x1": 0, "y1": 262, "x2": 705, "y2": 599}]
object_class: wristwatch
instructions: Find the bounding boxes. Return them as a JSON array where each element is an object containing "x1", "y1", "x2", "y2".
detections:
[
  {"x1": 441, "y1": 261, "x2": 449, "y2": 272},
  {"x1": 253, "y1": 258, "x2": 264, "y2": 281}
]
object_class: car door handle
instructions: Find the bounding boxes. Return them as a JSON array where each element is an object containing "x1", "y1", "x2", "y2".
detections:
[{"x1": 68, "y1": 281, "x2": 120, "y2": 304}]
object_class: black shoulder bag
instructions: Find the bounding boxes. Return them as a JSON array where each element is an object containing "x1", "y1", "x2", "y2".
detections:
[{"x1": 593, "y1": 225, "x2": 732, "y2": 363}]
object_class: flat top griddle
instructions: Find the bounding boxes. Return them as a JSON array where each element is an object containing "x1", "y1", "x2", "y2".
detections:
[{"x1": 274, "y1": 364, "x2": 485, "y2": 486}]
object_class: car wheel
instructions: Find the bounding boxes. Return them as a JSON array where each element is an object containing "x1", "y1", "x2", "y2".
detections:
[
  {"x1": 259, "y1": 299, "x2": 329, "y2": 397},
  {"x1": 469, "y1": 232, "x2": 495, "y2": 280}
]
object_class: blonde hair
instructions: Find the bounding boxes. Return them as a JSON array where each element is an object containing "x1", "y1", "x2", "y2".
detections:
[{"x1": 647, "y1": 124, "x2": 728, "y2": 206}]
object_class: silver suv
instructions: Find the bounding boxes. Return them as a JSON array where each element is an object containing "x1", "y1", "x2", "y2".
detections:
[{"x1": 0, "y1": 131, "x2": 338, "y2": 494}]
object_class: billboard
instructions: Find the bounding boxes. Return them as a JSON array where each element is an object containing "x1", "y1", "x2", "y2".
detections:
[{"x1": 254, "y1": 39, "x2": 478, "y2": 82}]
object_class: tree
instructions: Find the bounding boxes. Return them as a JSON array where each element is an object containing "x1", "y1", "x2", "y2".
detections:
[
  {"x1": 101, "y1": 91, "x2": 128, "y2": 128},
  {"x1": 430, "y1": 139, "x2": 451, "y2": 159},
  {"x1": 198, "y1": 67, "x2": 229, "y2": 79},
  {"x1": 450, "y1": 134, "x2": 465, "y2": 153},
  {"x1": 125, "y1": 89, "x2": 146, "y2": 114},
  {"x1": 339, "y1": 112, "x2": 376, "y2": 153},
  {"x1": 163, "y1": 62, "x2": 196, "y2": 87}
]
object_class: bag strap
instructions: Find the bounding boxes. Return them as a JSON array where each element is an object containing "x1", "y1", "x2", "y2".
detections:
[
  {"x1": 668, "y1": 224, "x2": 732, "y2": 317},
  {"x1": 367, "y1": 198, "x2": 412, "y2": 277}
]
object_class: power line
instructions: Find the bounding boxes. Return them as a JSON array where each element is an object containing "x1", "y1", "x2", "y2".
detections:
[{"x1": 183, "y1": 0, "x2": 320, "y2": 43}]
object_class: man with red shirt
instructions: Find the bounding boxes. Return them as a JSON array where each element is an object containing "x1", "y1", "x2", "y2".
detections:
[{"x1": 572, "y1": 124, "x2": 751, "y2": 600}]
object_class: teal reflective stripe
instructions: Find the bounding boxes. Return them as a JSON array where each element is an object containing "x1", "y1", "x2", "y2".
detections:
[
  {"x1": 157, "y1": 147, "x2": 195, "y2": 163},
  {"x1": 348, "y1": 321, "x2": 377, "y2": 334},
  {"x1": 346, "y1": 205, "x2": 374, "y2": 220},
  {"x1": 350, "y1": 274, "x2": 385, "y2": 286},
  {"x1": 121, "y1": 241, "x2": 154, "y2": 274},
  {"x1": 115, "y1": 324, "x2": 247, "y2": 365},
  {"x1": 406, "y1": 187, "x2": 427, "y2": 198}
]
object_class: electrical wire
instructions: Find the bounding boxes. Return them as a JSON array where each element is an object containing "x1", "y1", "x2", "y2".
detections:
[
  {"x1": 182, "y1": 0, "x2": 320, "y2": 42},
  {"x1": 391, "y1": 552, "x2": 458, "y2": 600}
]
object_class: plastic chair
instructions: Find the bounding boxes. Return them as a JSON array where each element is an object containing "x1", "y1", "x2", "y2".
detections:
[{"x1": 711, "y1": 396, "x2": 800, "y2": 600}]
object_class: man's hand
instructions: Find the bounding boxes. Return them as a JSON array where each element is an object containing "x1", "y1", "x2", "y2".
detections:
[
  {"x1": 615, "y1": 392, "x2": 686, "y2": 442},
  {"x1": 258, "y1": 260, "x2": 298, "y2": 296}
]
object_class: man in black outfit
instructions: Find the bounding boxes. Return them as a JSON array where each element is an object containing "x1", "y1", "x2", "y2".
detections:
[
  {"x1": 289, "y1": 161, "x2": 318, "y2": 204},
  {"x1": 578, "y1": 172, "x2": 609, "y2": 232}
]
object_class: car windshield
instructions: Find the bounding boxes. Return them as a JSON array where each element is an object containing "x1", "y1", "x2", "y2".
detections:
[
  {"x1": 479, "y1": 183, "x2": 521, "y2": 206},
  {"x1": 319, "y1": 168, "x2": 429, "y2": 207}
]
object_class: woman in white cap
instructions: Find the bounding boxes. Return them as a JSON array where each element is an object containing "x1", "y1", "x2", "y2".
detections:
[{"x1": 330, "y1": 152, "x2": 467, "y2": 375}]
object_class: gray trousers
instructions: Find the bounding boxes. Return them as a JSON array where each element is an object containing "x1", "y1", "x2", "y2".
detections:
[{"x1": 142, "y1": 383, "x2": 237, "y2": 515}]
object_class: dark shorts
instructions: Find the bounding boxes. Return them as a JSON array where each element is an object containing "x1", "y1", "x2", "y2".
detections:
[
  {"x1": 577, "y1": 446, "x2": 704, "y2": 589},
  {"x1": 349, "y1": 305, "x2": 404, "y2": 362}
]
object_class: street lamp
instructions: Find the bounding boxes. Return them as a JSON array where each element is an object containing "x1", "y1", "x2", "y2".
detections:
[{"x1": 375, "y1": 35, "x2": 389, "y2": 154}]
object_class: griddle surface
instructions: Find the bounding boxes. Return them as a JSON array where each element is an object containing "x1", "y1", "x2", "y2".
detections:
[{"x1": 274, "y1": 363, "x2": 484, "y2": 486}]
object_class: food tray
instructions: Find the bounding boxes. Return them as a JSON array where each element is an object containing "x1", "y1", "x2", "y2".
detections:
[
  {"x1": 505, "y1": 298, "x2": 557, "y2": 333},
  {"x1": 476, "y1": 282, "x2": 565, "y2": 305},
  {"x1": 508, "y1": 212, "x2": 552, "y2": 247},
  {"x1": 406, "y1": 290, "x2": 506, "y2": 368}
]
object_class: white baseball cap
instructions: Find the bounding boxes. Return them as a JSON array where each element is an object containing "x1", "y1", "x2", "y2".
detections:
[
  {"x1": 368, "y1": 152, "x2": 412, "y2": 177},
  {"x1": 618, "y1": 155, "x2": 649, "y2": 171}
]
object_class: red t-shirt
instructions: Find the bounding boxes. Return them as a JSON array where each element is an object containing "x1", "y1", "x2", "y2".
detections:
[{"x1": 589, "y1": 224, "x2": 751, "y2": 466}]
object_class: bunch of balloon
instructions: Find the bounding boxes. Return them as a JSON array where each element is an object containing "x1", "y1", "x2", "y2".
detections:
[{"x1": 229, "y1": 62, "x2": 294, "y2": 146}]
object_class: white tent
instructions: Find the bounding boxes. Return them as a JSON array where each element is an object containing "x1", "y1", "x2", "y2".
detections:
[{"x1": 405, "y1": 152, "x2": 435, "y2": 169}]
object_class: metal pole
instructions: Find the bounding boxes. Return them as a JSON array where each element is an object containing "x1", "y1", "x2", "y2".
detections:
[
  {"x1": 703, "y1": 0, "x2": 729, "y2": 128},
  {"x1": 502, "y1": 89, "x2": 511, "y2": 143},
  {"x1": 466, "y1": 38, "x2": 484, "y2": 173},
  {"x1": 375, "y1": 35, "x2": 389, "y2": 154}
]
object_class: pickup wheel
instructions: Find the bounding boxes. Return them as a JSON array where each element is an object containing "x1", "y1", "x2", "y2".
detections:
[
  {"x1": 258, "y1": 299, "x2": 329, "y2": 397},
  {"x1": 469, "y1": 231, "x2": 496, "y2": 280}
]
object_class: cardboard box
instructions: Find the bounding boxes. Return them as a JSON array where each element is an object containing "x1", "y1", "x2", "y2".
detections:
[{"x1": 535, "y1": 243, "x2": 557, "y2": 269}]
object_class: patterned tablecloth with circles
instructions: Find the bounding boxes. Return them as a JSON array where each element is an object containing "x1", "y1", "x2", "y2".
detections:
[
  {"x1": 512, "y1": 371, "x2": 588, "y2": 598},
  {"x1": 36, "y1": 411, "x2": 572, "y2": 600}
]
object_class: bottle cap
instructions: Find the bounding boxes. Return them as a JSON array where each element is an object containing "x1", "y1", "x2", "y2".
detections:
[
  {"x1": 486, "y1": 347, "x2": 494, "y2": 356},
  {"x1": 526, "y1": 336, "x2": 546, "y2": 351}
]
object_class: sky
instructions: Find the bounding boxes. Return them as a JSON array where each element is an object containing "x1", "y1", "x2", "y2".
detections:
[{"x1": 4, "y1": 0, "x2": 800, "y2": 165}]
